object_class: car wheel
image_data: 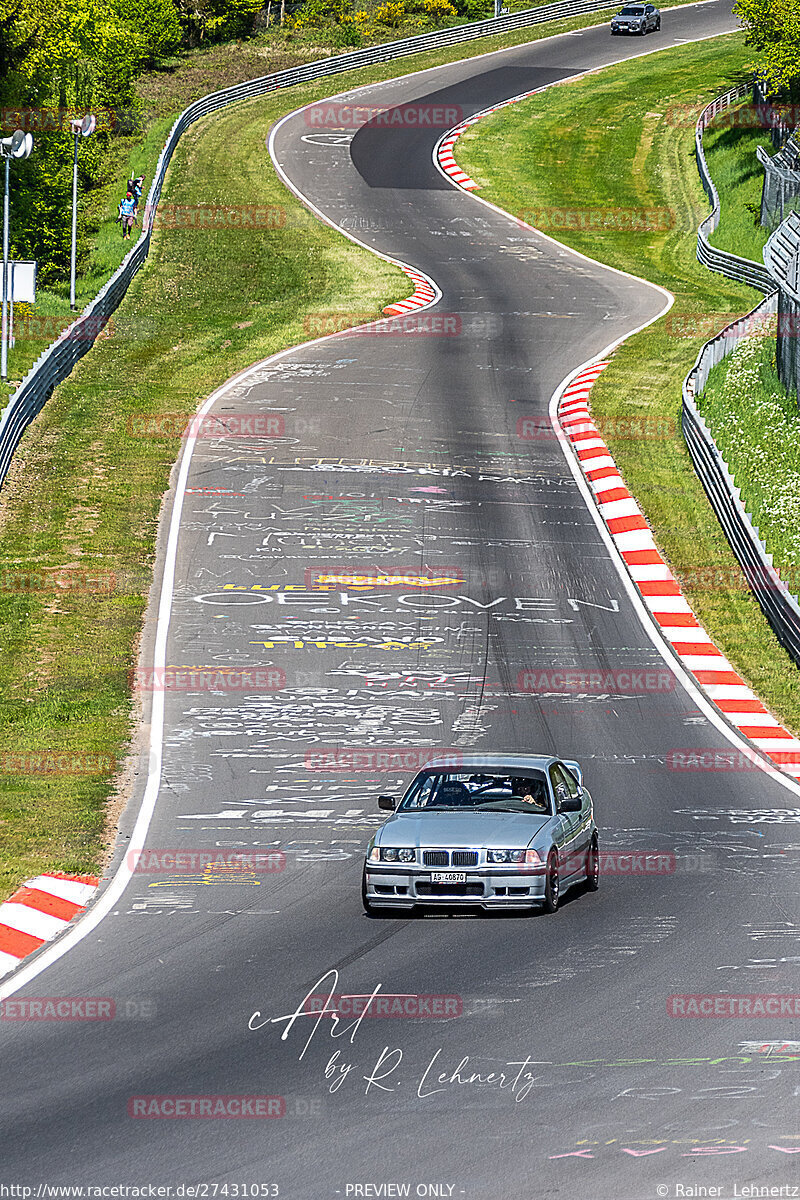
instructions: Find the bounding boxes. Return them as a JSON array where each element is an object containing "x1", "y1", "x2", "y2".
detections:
[
  {"x1": 542, "y1": 851, "x2": 560, "y2": 913},
  {"x1": 585, "y1": 836, "x2": 599, "y2": 892},
  {"x1": 655, "y1": 15, "x2": 660, "y2": 28}
]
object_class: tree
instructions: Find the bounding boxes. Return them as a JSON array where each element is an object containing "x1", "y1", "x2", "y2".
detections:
[
  {"x1": 175, "y1": 0, "x2": 263, "y2": 44},
  {"x1": 734, "y1": 0, "x2": 800, "y2": 93},
  {"x1": 113, "y1": 0, "x2": 181, "y2": 66},
  {"x1": 0, "y1": 0, "x2": 41, "y2": 79}
]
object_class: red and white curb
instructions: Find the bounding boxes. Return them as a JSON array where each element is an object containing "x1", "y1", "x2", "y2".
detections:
[
  {"x1": 434, "y1": 86, "x2": 552, "y2": 191},
  {"x1": 0, "y1": 873, "x2": 99, "y2": 978},
  {"x1": 383, "y1": 266, "x2": 438, "y2": 316},
  {"x1": 437, "y1": 120, "x2": 481, "y2": 190},
  {"x1": 560, "y1": 363, "x2": 800, "y2": 781}
]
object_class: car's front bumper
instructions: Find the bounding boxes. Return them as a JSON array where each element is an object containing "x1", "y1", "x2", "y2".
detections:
[{"x1": 364, "y1": 865, "x2": 547, "y2": 909}]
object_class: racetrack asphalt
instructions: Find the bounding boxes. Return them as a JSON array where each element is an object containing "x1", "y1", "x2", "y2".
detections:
[{"x1": 3, "y1": 3, "x2": 799, "y2": 1194}]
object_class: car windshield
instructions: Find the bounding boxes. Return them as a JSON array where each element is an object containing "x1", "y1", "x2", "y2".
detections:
[
  {"x1": 398, "y1": 770, "x2": 552, "y2": 814},
  {"x1": 619, "y1": 6, "x2": 644, "y2": 12}
]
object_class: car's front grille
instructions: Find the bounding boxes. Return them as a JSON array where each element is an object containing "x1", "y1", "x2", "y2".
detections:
[
  {"x1": 422, "y1": 850, "x2": 479, "y2": 867},
  {"x1": 422, "y1": 850, "x2": 449, "y2": 867},
  {"x1": 451, "y1": 851, "x2": 478, "y2": 867}
]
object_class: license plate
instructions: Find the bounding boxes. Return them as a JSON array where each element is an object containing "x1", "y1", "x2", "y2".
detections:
[{"x1": 431, "y1": 872, "x2": 467, "y2": 884}]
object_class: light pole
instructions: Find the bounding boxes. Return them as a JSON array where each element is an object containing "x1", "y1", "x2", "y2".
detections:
[
  {"x1": 69, "y1": 114, "x2": 96, "y2": 312},
  {"x1": 1, "y1": 130, "x2": 33, "y2": 382}
]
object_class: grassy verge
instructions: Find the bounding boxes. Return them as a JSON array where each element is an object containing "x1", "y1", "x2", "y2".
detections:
[
  {"x1": 704, "y1": 100, "x2": 773, "y2": 262},
  {"x1": 698, "y1": 334, "x2": 800, "y2": 593},
  {"x1": 458, "y1": 32, "x2": 800, "y2": 730}
]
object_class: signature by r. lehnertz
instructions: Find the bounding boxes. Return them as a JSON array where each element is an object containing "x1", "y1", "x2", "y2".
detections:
[{"x1": 248, "y1": 968, "x2": 539, "y2": 1102}]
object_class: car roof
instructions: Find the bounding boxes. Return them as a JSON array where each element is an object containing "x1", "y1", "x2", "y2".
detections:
[{"x1": 421, "y1": 753, "x2": 561, "y2": 770}]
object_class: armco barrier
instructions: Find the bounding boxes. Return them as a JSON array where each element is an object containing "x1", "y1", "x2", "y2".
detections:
[
  {"x1": 0, "y1": 0, "x2": 622, "y2": 492},
  {"x1": 694, "y1": 82, "x2": 775, "y2": 293},
  {"x1": 681, "y1": 292, "x2": 800, "y2": 667}
]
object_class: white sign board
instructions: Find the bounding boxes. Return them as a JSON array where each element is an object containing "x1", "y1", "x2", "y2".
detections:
[{"x1": 8, "y1": 260, "x2": 36, "y2": 303}]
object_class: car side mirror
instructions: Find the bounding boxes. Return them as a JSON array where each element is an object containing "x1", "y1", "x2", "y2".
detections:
[
  {"x1": 560, "y1": 796, "x2": 582, "y2": 813},
  {"x1": 378, "y1": 795, "x2": 397, "y2": 811}
]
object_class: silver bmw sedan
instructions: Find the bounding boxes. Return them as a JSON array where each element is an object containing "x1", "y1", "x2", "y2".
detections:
[{"x1": 362, "y1": 753, "x2": 598, "y2": 914}]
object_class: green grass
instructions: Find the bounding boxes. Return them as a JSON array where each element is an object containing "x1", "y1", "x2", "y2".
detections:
[
  {"x1": 458, "y1": 32, "x2": 800, "y2": 731},
  {"x1": 699, "y1": 334, "x2": 800, "y2": 594},
  {"x1": 704, "y1": 100, "x2": 774, "y2": 263}
]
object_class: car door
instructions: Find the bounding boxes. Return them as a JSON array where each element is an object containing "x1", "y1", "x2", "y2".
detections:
[
  {"x1": 548, "y1": 764, "x2": 579, "y2": 878},
  {"x1": 560, "y1": 762, "x2": 592, "y2": 865},
  {"x1": 645, "y1": 5, "x2": 655, "y2": 29}
]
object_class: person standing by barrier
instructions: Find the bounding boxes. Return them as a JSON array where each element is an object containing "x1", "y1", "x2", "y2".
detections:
[
  {"x1": 118, "y1": 191, "x2": 137, "y2": 240},
  {"x1": 131, "y1": 175, "x2": 144, "y2": 214}
]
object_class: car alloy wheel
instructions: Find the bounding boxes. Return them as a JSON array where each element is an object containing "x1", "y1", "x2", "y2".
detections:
[
  {"x1": 543, "y1": 851, "x2": 560, "y2": 913},
  {"x1": 585, "y1": 837, "x2": 599, "y2": 892}
]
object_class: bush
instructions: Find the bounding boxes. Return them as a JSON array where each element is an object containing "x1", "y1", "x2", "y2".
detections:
[
  {"x1": 290, "y1": 0, "x2": 349, "y2": 25},
  {"x1": 451, "y1": 0, "x2": 491, "y2": 17},
  {"x1": 112, "y1": 0, "x2": 181, "y2": 65},
  {"x1": 328, "y1": 16, "x2": 363, "y2": 42},
  {"x1": 423, "y1": 0, "x2": 456, "y2": 17},
  {"x1": 374, "y1": 0, "x2": 404, "y2": 24}
]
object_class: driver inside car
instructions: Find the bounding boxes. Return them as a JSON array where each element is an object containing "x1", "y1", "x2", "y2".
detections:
[{"x1": 511, "y1": 777, "x2": 548, "y2": 810}]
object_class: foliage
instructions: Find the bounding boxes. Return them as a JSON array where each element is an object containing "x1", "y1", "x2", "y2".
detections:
[
  {"x1": 113, "y1": 0, "x2": 181, "y2": 66},
  {"x1": 328, "y1": 18, "x2": 365, "y2": 43},
  {"x1": 423, "y1": 0, "x2": 456, "y2": 17},
  {"x1": 450, "y1": 0, "x2": 491, "y2": 18},
  {"x1": 176, "y1": 0, "x2": 264, "y2": 44},
  {"x1": 0, "y1": 0, "x2": 152, "y2": 286},
  {"x1": 374, "y1": 0, "x2": 405, "y2": 24},
  {"x1": 291, "y1": 0, "x2": 349, "y2": 26},
  {"x1": 733, "y1": 0, "x2": 800, "y2": 92}
]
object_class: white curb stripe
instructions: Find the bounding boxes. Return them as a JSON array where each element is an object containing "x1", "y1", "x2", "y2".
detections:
[
  {"x1": 0, "y1": 903, "x2": 66, "y2": 941},
  {"x1": 25, "y1": 876, "x2": 97, "y2": 905}
]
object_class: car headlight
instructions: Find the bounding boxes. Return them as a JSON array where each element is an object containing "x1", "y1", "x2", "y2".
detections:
[
  {"x1": 379, "y1": 847, "x2": 415, "y2": 863},
  {"x1": 488, "y1": 849, "x2": 525, "y2": 863},
  {"x1": 488, "y1": 849, "x2": 543, "y2": 865}
]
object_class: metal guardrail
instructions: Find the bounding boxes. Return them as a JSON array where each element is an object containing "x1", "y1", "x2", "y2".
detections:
[
  {"x1": 694, "y1": 82, "x2": 775, "y2": 292},
  {"x1": 0, "y1": 0, "x2": 623, "y2": 491},
  {"x1": 681, "y1": 291, "x2": 800, "y2": 668}
]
